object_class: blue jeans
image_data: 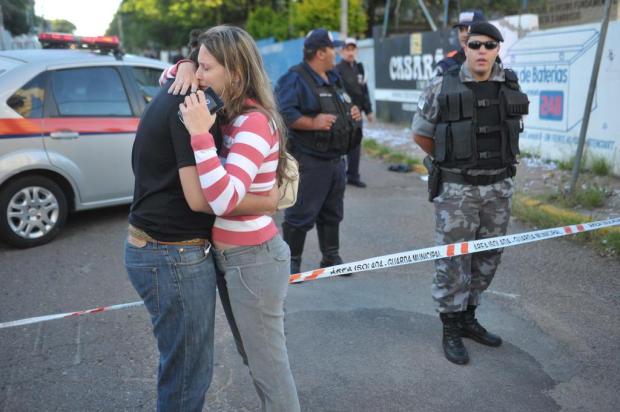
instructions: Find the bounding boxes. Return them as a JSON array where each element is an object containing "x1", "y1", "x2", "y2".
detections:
[
  {"x1": 124, "y1": 238, "x2": 217, "y2": 412},
  {"x1": 214, "y1": 235, "x2": 300, "y2": 412}
]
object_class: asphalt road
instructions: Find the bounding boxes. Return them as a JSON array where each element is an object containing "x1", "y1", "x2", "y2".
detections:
[{"x1": 1, "y1": 156, "x2": 619, "y2": 412}]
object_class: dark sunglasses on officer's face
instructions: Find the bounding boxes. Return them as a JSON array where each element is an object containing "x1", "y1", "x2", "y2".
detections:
[{"x1": 467, "y1": 40, "x2": 499, "y2": 50}]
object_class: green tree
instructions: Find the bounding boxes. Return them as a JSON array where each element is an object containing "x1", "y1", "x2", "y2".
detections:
[
  {"x1": 370, "y1": 0, "x2": 549, "y2": 36},
  {"x1": 291, "y1": 0, "x2": 367, "y2": 38},
  {"x1": 458, "y1": 0, "x2": 529, "y2": 18},
  {"x1": 1, "y1": 0, "x2": 35, "y2": 35},
  {"x1": 109, "y1": 0, "x2": 555, "y2": 52},
  {"x1": 110, "y1": 0, "x2": 229, "y2": 50},
  {"x1": 109, "y1": 0, "x2": 285, "y2": 51},
  {"x1": 49, "y1": 19, "x2": 76, "y2": 34},
  {"x1": 246, "y1": 6, "x2": 288, "y2": 41},
  {"x1": 107, "y1": 12, "x2": 159, "y2": 52}
]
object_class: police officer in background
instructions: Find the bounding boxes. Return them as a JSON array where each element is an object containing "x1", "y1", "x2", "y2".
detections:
[
  {"x1": 276, "y1": 28, "x2": 362, "y2": 274},
  {"x1": 435, "y1": 10, "x2": 486, "y2": 76},
  {"x1": 412, "y1": 22, "x2": 529, "y2": 365},
  {"x1": 335, "y1": 37, "x2": 373, "y2": 188}
]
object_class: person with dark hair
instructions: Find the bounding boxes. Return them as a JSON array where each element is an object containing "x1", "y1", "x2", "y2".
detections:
[
  {"x1": 413, "y1": 22, "x2": 529, "y2": 365},
  {"x1": 160, "y1": 25, "x2": 300, "y2": 412},
  {"x1": 187, "y1": 28, "x2": 203, "y2": 62},
  {"x1": 125, "y1": 30, "x2": 281, "y2": 412},
  {"x1": 188, "y1": 28, "x2": 202, "y2": 50},
  {"x1": 436, "y1": 10, "x2": 486, "y2": 76},
  {"x1": 171, "y1": 49, "x2": 184, "y2": 64},
  {"x1": 335, "y1": 37, "x2": 373, "y2": 188},
  {"x1": 275, "y1": 28, "x2": 362, "y2": 275}
]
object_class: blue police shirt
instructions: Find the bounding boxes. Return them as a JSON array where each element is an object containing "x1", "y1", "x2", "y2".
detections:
[
  {"x1": 435, "y1": 49, "x2": 466, "y2": 76},
  {"x1": 275, "y1": 61, "x2": 342, "y2": 127}
]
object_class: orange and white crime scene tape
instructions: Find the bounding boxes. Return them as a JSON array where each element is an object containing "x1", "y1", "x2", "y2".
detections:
[
  {"x1": 0, "y1": 301, "x2": 145, "y2": 329},
  {"x1": 289, "y1": 217, "x2": 620, "y2": 283},
  {"x1": 1, "y1": 217, "x2": 618, "y2": 330}
]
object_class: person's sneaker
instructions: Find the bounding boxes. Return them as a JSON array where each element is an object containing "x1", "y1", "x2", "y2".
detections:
[{"x1": 347, "y1": 179, "x2": 367, "y2": 188}]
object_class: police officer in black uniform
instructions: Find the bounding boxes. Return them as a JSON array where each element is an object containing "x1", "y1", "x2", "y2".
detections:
[
  {"x1": 276, "y1": 28, "x2": 362, "y2": 274},
  {"x1": 336, "y1": 37, "x2": 373, "y2": 188},
  {"x1": 436, "y1": 10, "x2": 486, "y2": 76}
]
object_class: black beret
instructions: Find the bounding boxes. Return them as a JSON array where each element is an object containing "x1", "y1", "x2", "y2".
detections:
[{"x1": 468, "y1": 22, "x2": 504, "y2": 42}]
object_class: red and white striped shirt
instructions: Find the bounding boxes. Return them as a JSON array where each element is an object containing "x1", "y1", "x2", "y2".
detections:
[
  {"x1": 159, "y1": 64, "x2": 279, "y2": 246},
  {"x1": 191, "y1": 110, "x2": 280, "y2": 246}
]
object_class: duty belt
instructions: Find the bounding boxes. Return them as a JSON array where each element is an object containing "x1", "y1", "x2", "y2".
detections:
[{"x1": 441, "y1": 166, "x2": 516, "y2": 186}]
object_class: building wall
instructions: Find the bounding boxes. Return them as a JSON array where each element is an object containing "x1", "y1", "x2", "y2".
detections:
[{"x1": 509, "y1": 21, "x2": 620, "y2": 175}]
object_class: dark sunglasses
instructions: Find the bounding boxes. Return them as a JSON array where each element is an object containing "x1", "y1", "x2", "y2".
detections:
[{"x1": 467, "y1": 40, "x2": 499, "y2": 50}]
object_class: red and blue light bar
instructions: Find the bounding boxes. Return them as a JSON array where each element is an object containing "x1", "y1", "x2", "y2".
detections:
[{"x1": 38, "y1": 32, "x2": 120, "y2": 49}]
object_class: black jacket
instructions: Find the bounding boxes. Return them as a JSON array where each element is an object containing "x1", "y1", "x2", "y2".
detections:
[{"x1": 335, "y1": 60, "x2": 372, "y2": 114}]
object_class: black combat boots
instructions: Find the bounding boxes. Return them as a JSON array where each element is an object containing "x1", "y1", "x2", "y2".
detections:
[
  {"x1": 461, "y1": 305, "x2": 503, "y2": 347},
  {"x1": 282, "y1": 222, "x2": 307, "y2": 274},
  {"x1": 317, "y1": 223, "x2": 351, "y2": 276},
  {"x1": 439, "y1": 312, "x2": 469, "y2": 365}
]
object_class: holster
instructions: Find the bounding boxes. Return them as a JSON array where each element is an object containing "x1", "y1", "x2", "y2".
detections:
[{"x1": 424, "y1": 156, "x2": 441, "y2": 202}]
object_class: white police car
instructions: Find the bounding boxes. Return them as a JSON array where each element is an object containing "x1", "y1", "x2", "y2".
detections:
[{"x1": 0, "y1": 33, "x2": 169, "y2": 247}]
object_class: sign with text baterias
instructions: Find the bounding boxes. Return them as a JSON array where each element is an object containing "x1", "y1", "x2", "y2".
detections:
[{"x1": 507, "y1": 21, "x2": 620, "y2": 175}]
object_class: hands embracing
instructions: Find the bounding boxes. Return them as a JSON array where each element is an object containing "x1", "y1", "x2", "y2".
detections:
[{"x1": 168, "y1": 61, "x2": 199, "y2": 95}]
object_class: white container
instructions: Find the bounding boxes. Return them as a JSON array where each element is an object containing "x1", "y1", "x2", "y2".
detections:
[{"x1": 505, "y1": 26, "x2": 599, "y2": 132}]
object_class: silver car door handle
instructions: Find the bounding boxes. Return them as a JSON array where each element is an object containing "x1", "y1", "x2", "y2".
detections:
[{"x1": 50, "y1": 131, "x2": 79, "y2": 139}]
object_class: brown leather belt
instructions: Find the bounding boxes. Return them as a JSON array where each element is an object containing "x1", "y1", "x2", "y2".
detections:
[{"x1": 128, "y1": 225, "x2": 209, "y2": 247}]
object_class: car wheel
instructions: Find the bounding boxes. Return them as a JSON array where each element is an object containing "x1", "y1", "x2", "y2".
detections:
[{"x1": 0, "y1": 176, "x2": 68, "y2": 248}]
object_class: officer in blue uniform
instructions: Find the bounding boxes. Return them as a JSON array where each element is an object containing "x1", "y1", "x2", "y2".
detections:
[
  {"x1": 276, "y1": 28, "x2": 362, "y2": 274},
  {"x1": 436, "y1": 10, "x2": 486, "y2": 76},
  {"x1": 336, "y1": 37, "x2": 374, "y2": 188}
]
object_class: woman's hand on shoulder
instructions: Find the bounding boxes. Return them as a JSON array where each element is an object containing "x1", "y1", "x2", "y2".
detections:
[
  {"x1": 168, "y1": 61, "x2": 198, "y2": 95},
  {"x1": 179, "y1": 90, "x2": 216, "y2": 135}
]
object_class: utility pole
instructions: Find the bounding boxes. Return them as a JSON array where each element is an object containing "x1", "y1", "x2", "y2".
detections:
[
  {"x1": 443, "y1": 0, "x2": 450, "y2": 28},
  {"x1": 117, "y1": 13, "x2": 124, "y2": 46},
  {"x1": 382, "y1": 0, "x2": 391, "y2": 37},
  {"x1": 0, "y1": 5, "x2": 6, "y2": 51},
  {"x1": 288, "y1": 0, "x2": 294, "y2": 38},
  {"x1": 568, "y1": 0, "x2": 612, "y2": 195},
  {"x1": 340, "y1": 0, "x2": 348, "y2": 39},
  {"x1": 417, "y1": 0, "x2": 438, "y2": 31}
]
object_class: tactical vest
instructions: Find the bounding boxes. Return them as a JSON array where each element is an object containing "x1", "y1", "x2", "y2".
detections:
[
  {"x1": 433, "y1": 67, "x2": 529, "y2": 169},
  {"x1": 289, "y1": 64, "x2": 359, "y2": 157},
  {"x1": 336, "y1": 61, "x2": 366, "y2": 108}
]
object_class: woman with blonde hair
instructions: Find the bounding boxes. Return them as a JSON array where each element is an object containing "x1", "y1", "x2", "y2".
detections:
[{"x1": 168, "y1": 26, "x2": 300, "y2": 412}]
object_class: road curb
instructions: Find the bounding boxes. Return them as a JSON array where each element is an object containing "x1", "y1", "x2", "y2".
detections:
[{"x1": 513, "y1": 194, "x2": 620, "y2": 255}]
